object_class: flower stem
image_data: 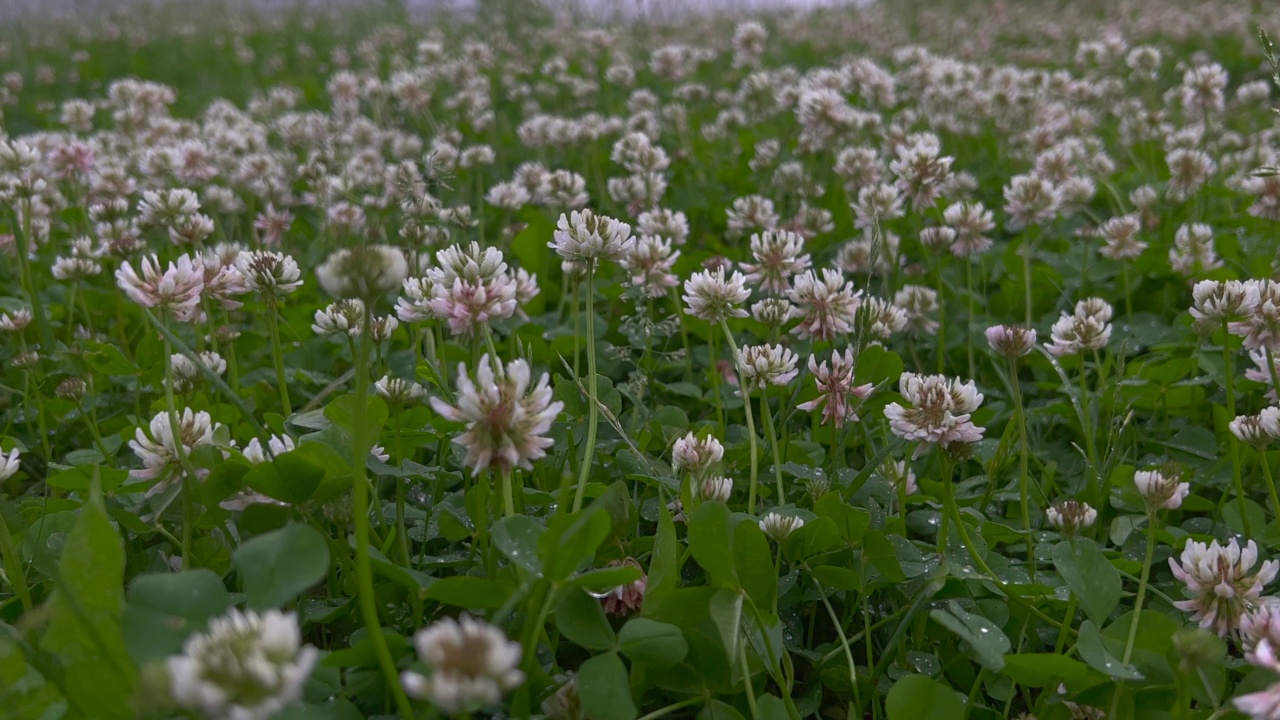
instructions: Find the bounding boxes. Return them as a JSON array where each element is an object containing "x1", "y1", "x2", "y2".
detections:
[
  {"x1": 394, "y1": 413, "x2": 410, "y2": 567},
  {"x1": 965, "y1": 259, "x2": 976, "y2": 379},
  {"x1": 760, "y1": 387, "x2": 785, "y2": 505},
  {"x1": 351, "y1": 317, "x2": 416, "y2": 720},
  {"x1": 1260, "y1": 447, "x2": 1280, "y2": 520},
  {"x1": 720, "y1": 320, "x2": 759, "y2": 514},
  {"x1": 0, "y1": 511, "x2": 32, "y2": 612},
  {"x1": 162, "y1": 335, "x2": 195, "y2": 568},
  {"x1": 1009, "y1": 356, "x2": 1034, "y2": 576},
  {"x1": 571, "y1": 266, "x2": 599, "y2": 513},
  {"x1": 501, "y1": 467, "x2": 515, "y2": 518},
  {"x1": 809, "y1": 573, "x2": 859, "y2": 697},
  {"x1": 265, "y1": 297, "x2": 292, "y2": 416},
  {"x1": 1121, "y1": 515, "x2": 1158, "y2": 665},
  {"x1": 1223, "y1": 325, "x2": 1252, "y2": 528}
]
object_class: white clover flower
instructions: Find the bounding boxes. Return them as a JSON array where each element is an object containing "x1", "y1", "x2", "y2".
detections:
[
  {"x1": 884, "y1": 372, "x2": 984, "y2": 452},
  {"x1": 243, "y1": 434, "x2": 296, "y2": 464},
  {"x1": 550, "y1": 209, "x2": 633, "y2": 266},
  {"x1": 1046, "y1": 298, "x2": 1113, "y2": 357},
  {"x1": 1045, "y1": 499, "x2": 1097, "y2": 534},
  {"x1": 740, "y1": 230, "x2": 811, "y2": 295},
  {"x1": 235, "y1": 250, "x2": 303, "y2": 296},
  {"x1": 115, "y1": 254, "x2": 205, "y2": 322},
  {"x1": 401, "y1": 616, "x2": 524, "y2": 715},
  {"x1": 0, "y1": 308, "x2": 32, "y2": 332},
  {"x1": 1236, "y1": 639, "x2": 1280, "y2": 720},
  {"x1": 1232, "y1": 412, "x2": 1277, "y2": 445},
  {"x1": 1170, "y1": 538, "x2": 1279, "y2": 637},
  {"x1": 672, "y1": 433, "x2": 724, "y2": 477},
  {"x1": 880, "y1": 459, "x2": 917, "y2": 495},
  {"x1": 170, "y1": 351, "x2": 226, "y2": 393},
  {"x1": 894, "y1": 285, "x2": 939, "y2": 336},
  {"x1": 313, "y1": 299, "x2": 366, "y2": 337},
  {"x1": 375, "y1": 375, "x2": 424, "y2": 405},
  {"x1": 683, "y1": 267, "x2": 750, "y2": 323},
  {"x1": 1230, "y1": 281, "x2": 1280, "y2": 353},
  {"x1": 786, "y1": 269, "x2": 860, "y2": 341},
  {"x1": 985, "y1": 324, "x2": 1037, "y2": 359},
  {"x1": 316, "y1": 245, "x2": 409, "y2": 300},
  {"x1": 0, "y1": 448, "x2": 20, "y2": 482},
  {"x1": 167, "y1": 608, "x2": 318, "y2": 720},
  {"x1": 1098, "y1": 213, "x2": 1146, "y2": 260},
  {"x1": 700, "y1": 475, "x2": 734, "y2": 502},
  {"x1": 1242, "y1": 600, "x2": 1280, "y2": 653},
  {"x1": 128, "y1": 408, "x2": 219, "y2": 490},
  {"x1": 759, "y1": 512, "x2": 805, "y2": 541},
  {"x1": 798, "y1": 349, "x2": 873, "y2": 429},
  {"x1": 1134, "y1": 467, "x2": 1190, "y2": 511},
  {"x1": 736, "y1": 343, "x2": 800, "y2": 392},
  {"x1": 430, "y1": 355, "x2": 563, "y2": 476},
  {"x1": 622, "y1": 235, "x2": 680, "y2": 298}
]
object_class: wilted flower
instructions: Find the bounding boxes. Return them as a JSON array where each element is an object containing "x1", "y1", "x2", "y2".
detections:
[
  {"x1": 430, "y1": 355, "x2": 563, "y2": 476},
  {"x1": 1045, "y1": 499, "x2": 1097, "y2": 534},
  {"x1": 797, "y1": 349, "x2": 873, "y2": 428},
  {"x1": 167, "y1": 608, "x2": 318, "y2": 720},
  {"x1": 736, "y1": 343, "x2": 800, "y2": 391},
  {"x1": 1134, "y1": 466, "x2": 1190, "y2": 511},
  {"x1": 1169, "y1": 538, "x2": 1279, "y2": 637},
  {"x1": 401, "y1": 616, "x2": 524, "y2": 714},
  {"x1": 884, "y1": 372, "x2": 984, "y2": 454},
  {"x1": 1232, "y1": 411, "x2": 1280, "y2": 445},
  {"x1": 316, "y1": 245, "x2": 409, "y2": 300},
  {"x1": 759, "y1": 512, "x2": 805, "y2": 541}
]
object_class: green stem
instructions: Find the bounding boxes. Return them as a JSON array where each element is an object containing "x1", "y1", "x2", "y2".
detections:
[
  {"x1": 965, "y1": 259, "x2": 976, "y2": 379},
  {"x1": 738, "y1": 640, "x2": 759, "y2": 718},
  {"x1": 265, "y1": 298, "x2": 292, "y2": 416},
  {"x1": 0, "y1": 511, "x2": 32, "y2": 612},
  {"x1": 811, "y1": 575, "x2": 857, "y2": 703},
  {"x1": 1223, "y1": 326, "x2": 1251, "y2": 529},
  {"x1": 1121, "y1": 515, "x2": 1158, "y2": 665},
  {"x1": 572, "y1": 266, "x2": 599, "y2": 513},
  {"x1": 635, "y1": 697, "x2": 705, "y2": 720},
  {"x1": 760, "y1": 387, "x2": 785, "y2": 505},
  {"x1": 1009, "y1": 356, "x2": 1034, "y2": 576},
  {"x1": 720, "y1": 320, "x2": 759, "y2": 514},
  {"x1": 501, "y1": 467, "x2": 515, "y2": 518},
  {"x1": 351, "y1": 316, "x2": 416, "y2": 720},
  {"x1": 1260, "y1": 447, "x2": 1280, "y2": 521},
  {"x1": 162, "y1": 337, "x2": 195, "y2": 568},
  {"x1": 394, "y1": 414, "x2": 410, "y2": 567}
]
